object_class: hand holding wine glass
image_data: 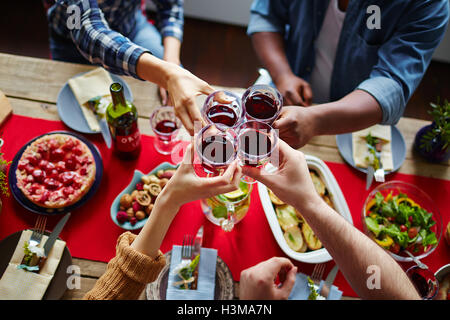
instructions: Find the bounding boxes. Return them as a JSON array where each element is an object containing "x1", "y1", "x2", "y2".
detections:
[{"x1": 241, "y1": 139, "x2": 322, "y2": 211}]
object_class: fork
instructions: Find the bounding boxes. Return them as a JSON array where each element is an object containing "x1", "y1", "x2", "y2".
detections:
[
  {"x1": 29, "y1": 215, "x2": 47, "y2": 247},
  {"x1": 181, "y1": 234, "x2": 194, "y2": 263},
  {"x1": 311, "y1": 263, "x2": 326, "y2": 283}
]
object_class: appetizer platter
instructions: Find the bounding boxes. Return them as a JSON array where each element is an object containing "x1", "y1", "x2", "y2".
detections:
[
  {"x1": 336, "y1": 125, "x2": 406, "y2": 174},
  {"x1": 362, "y1": 181, "x2": 442, "y2": 262},
  {"x1": 110, "y1": 162, "x2": 177, "y2": 230},
  {"x1": 56, "y1": 70, "x2": 133, "y2": 134},
  {"x1": 9, "y1": 131, "x2": 103, "y2": 215},
  {"x1": 258, "y1": 155, "x2": 353, "y2": 263}
]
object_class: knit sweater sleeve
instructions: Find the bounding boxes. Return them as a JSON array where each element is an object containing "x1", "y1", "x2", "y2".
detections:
[{"x1": 83, "y1": 232, "x2": 166, "y2": 300}]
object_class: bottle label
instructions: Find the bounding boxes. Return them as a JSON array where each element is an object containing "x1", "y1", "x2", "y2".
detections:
[{"x1": 116, "y1": 130, "x2": 141, "y2": 152}]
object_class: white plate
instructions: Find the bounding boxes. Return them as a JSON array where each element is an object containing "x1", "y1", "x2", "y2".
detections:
[{"x1": 258, "y1": 155, "x2": 353, "y2": 264}]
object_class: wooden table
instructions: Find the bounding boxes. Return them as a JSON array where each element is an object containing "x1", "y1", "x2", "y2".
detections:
[{"x1": 0, "y1": 53, "x2": 448, "y2": 300}]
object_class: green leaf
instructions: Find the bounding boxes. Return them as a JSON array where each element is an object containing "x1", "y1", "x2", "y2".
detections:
[{"x1": 365, "y1": 216, "x2": 382, "y2": 237}]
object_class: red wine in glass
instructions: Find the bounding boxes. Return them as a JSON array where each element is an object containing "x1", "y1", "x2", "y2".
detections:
[
  {"x1": 155, "y1": 119, "x2": 178, "y2": 141},
  {"x1": 245, "y1": 93, "x2": 277, "y2": 120},
  {"x1": 200, "y1": 135, "x2": 235, "y2": 173},
  {"x1": 206, "y1": 105, "x2": 238, "y2": 127},
  {"x1": 406, "y1": 266, "x2": 438, "y2": 299},
  {"x1": 239, "y1": 130, "x2": 272, "y2": 167}
]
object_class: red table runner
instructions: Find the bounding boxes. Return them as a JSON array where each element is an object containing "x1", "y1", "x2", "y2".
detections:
[{"x1": 0, "y1": 114, "x2": 449, "y2": 298}]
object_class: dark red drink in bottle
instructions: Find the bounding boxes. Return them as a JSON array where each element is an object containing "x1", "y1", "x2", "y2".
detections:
[{"x1": 106, "y1": 83, "x2": 141, "y2": 160}]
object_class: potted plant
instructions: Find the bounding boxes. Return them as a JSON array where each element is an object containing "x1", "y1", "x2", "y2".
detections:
[{"x1": 414, "y1": 99, "x2": 450, "y2": 163}]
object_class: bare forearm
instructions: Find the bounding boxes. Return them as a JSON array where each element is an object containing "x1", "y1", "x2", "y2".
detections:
[
  {"x1": 163, "y1": 36, "x2": 181, "y2": 65},
  {"x1": 296, "y1": 199, "x2": 420, "y2": 299},
  {"x1": 131, "y1": 189, "x2": 180, "y2": 258},
  {"x1": 136, "y1": 52, "x2": 177, "y2": 89},
  {"x1": 251, "y1": 32, "x2": 294, "y2": 84},
  {"x1": 309, "y1": 90, "x2": 383, "y2": 136}
]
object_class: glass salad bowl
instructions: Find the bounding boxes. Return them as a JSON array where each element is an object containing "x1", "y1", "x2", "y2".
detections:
[{"x1": 362, "y1": 181, "x2": 442, "y2": 262}]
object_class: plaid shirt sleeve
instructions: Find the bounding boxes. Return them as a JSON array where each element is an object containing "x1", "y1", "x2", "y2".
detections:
[
  {"x1": 60, "y1": 0, "x2": 150, "y2": 80},
  {"x1": 152, "y1": 0, "x2": 184, "y2": 41}
]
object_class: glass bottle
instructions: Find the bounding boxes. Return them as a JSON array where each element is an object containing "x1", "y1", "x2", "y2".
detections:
[{"x1": 106, "y1": 83, "x2": 141, "y2": 159}]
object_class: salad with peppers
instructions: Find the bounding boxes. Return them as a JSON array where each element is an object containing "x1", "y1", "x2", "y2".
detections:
[{"x1": 364, "y1": 192, "x2": 438, "y2": 256}]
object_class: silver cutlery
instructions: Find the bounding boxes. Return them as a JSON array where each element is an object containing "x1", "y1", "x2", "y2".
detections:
[
  {"x1": 87, "y1": 96, "x2": 112, "y2": 148},
  {"x1": 319, "y1": 265, "x2": 339, "y2": 299},
  {"x1": 42, "y1": 212, "x2": 71, "y2": 258},
  {"x1": 366, "y1": 165, "x2": 375, "y2": 190},
  {"x1": 29, "y1": 215, "x2": 47, "y2": 247},
  {"x1": 191, "y1": 226, "x2": 204, "y2": 290},
  {"x1": 181, "y1": 234, "x2": 194, "y2": 263},
  {"x1": 98, "y1": 117, "x2": 112, "y2": 149},
  {"x1": 311, "y1": 263, "x2": 326, "y2": 284},
  {"x1": 404, "y1": 250, "x2": 428, "y2": 269},
  {"x1": 36, "y1": 212, "x2": 71, "y2": 270}
]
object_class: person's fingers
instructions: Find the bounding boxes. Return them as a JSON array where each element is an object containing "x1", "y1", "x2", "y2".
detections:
[
  {"x1": 276, "y1": 266, "x2": 297, "y2": 299},
  {"x1": 207, "y1": 160, "x2": 239, "y2": 188},
  {"x1": 301, "y1": 82, "x2": 313, "y2": 106},
  {"x1": 230, "y1": 164, "x2": 242, "y2": 187},
  {"x1": 159, "y1": 87, "x2": 168, "y2": 105},
  {"x1": 264, "y1": 257, "x2": 295, "y2": 275},
  {"x1": 286, "y1": 89, "x2": 305, "y2": 106},
  {"x1": 199, "y1": 82, "x2": 215, "y2": 96},
  {"x1": 183, "y1": 95, "x2": 203, "y2": 134},
  {"x1": 175, "y1": 103, "x2": 194, "y2": 135},
  {"x1": 272, "y1": 115, "x2": 292, "y2": 132},
  {"x1": 181, "y1": 142, "x2": 194, "y2": 166}
]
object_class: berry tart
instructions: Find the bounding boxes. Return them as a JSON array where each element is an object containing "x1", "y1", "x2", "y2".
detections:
[{"x1": 16, "y1": 133, "x2": 96, "y2": 209}]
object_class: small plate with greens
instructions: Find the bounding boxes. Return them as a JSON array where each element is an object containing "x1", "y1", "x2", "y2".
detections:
[{"x1": 362, "y1": 181, "x2": 442, "y2": 262}]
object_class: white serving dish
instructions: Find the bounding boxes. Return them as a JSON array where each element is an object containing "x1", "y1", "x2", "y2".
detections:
[{"x1": 258, "y1": 154, "x2": 353, "y2": 264}]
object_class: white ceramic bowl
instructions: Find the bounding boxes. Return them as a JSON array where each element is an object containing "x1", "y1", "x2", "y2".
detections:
[{"x1": 258, "y1": 155, "x2": 353, "y2": 263}]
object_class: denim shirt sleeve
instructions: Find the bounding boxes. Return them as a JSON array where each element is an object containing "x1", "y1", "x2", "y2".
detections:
[
  {"x1": 357, "y1": 0, "x2": 449, "y2": 125},
  {"x1": 152, "y1": 0, "x2": 184, "y2": 42},
  {"x1": 63, "y1": 0, "x2": 150, "y2": 80},
  {"x1": 247, "y1": 0, "x2": 287, "y2": 35}
]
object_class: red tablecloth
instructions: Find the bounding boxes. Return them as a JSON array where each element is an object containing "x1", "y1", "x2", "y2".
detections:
[{"x1": 0, "y1": 115, "x2": 449, "y2": 298}]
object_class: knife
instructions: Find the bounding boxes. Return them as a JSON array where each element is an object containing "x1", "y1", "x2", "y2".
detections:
[
  {"x1": 87, "y1": 96, "x2": 112, "y2": 148},
  {"x1": 98, "y1": 117, "x2": 112, "y2": 149},
  {"x1": 191, "y1": 226, "x2": 203, "y2": 290},
  {"x1": 320, "y1": 265, "x2": 339, "y2": 298},
  {"x1": 366, "y1": 165, "x2": 375, "y2": 190},
  {"x1": 43, "y1": 212, "x2": 71, "y2": 257}
]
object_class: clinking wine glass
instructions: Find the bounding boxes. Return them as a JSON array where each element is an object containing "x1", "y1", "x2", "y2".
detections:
[
  {"x1": 202, "y1": 90, "x2": 245, "y2": 129},
  {"x1": 237, "y1": 121, "x2": 279, "y2": 184},
  {"x1": 194, "y1": 123, "x2": 238, "y2": 178},
  {"x1": 242, "y1": 84, "x2": 283, "y2": 125},
  {"x1": 150, "y1": 106, "x2": 182, "y2": 155}
]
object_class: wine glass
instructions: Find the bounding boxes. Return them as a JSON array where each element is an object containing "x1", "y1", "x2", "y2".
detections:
[
  {"x1": 193, "y1": 123, "x2": 238, "y2": 178},
  {"x1": 237, "y1": 120, "x2": 279, "y2": 184},
  {"x1": 242, "y1": 84, "x2": 283, "y2": 125},
  {"x1": 406, "y1": 265, "x2": 439, "y2": 300},
  {"x1": 150, "y1": 106, "x2": 182, "y2": 155},
  {"x1": 202, "y1": 90, "x2": 245, "y2": 129}
]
